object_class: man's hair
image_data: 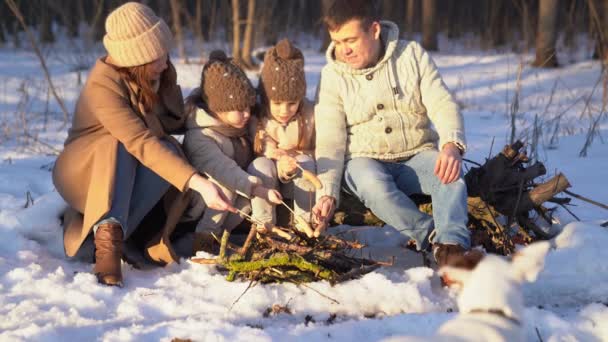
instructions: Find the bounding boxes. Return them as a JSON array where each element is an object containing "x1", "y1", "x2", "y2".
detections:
[{"x1": 322, "y1": 0, "x2": 380, "y2": 31}]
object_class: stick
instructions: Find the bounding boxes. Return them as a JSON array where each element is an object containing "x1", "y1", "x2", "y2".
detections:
[
  {"x1": 239, "y1": 223, "x2": 257, "y2": 256},
  {"x1": 280, "y1": 200, "x2": 296, "y2": 215},
  {"x1": 564, "y1": 190, "x2": 608, "y2": 211}
]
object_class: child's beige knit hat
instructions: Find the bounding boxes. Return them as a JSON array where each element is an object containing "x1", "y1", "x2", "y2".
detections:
[{"x1": 103, "y1": 2, "x2": 173, "y2": 67}]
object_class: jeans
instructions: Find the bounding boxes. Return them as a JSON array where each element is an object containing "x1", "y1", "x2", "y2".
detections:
[
  {"x1": 343, "y1": 150, "x2": 470, "y2": 250},
  {"x1": 93, "y1": 141, "x2": 175, "y2": 239},
  {"x1": 247, "y1": 154, "x2": 316, "y2": 224}
]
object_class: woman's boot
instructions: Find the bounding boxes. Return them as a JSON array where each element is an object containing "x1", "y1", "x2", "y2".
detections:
[{"x1": 94, "y1": 222, "x2": 124, "y2": 286}]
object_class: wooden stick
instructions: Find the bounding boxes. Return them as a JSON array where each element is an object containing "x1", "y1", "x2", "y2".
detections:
[
  {"x1": 564, "y1": 190, "x2": 608, "y2": 211},
  {"x1": 239, "y1": 223, "x2": 257, "y2": 256},
  {"x1": 280, "y1": 200, "x2": 296, "y2": 215}
]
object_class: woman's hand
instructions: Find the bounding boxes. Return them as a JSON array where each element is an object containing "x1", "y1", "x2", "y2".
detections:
[{"x1": 187, "y1": 174, "x2": 236, "y2": 212}]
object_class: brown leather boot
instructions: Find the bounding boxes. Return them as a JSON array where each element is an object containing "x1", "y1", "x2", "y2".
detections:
[
  {"x1": 432, "y1": 243, "x2": 467, "y2": 268},
  {"x1": 94, "y1": 222, "x2": 124, "y2": 287}
]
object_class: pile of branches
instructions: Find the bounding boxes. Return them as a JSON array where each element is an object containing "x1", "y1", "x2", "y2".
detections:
[
  {"x1": 464, "y1": 140, "x2": 571, "y2": 254},
  {"x1": 191, "y1": 226, "x2": 381, "y2": 285},
  {"x1": 332, "y1": 140, "x2": 576, "y2": 256}
]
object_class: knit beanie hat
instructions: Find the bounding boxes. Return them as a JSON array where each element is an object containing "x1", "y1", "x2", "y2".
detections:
[
  {"x1": 103, "y1": 2, "x2": 173, "y2": 67},
  {"x1": 201, "y1": 50, "x2": 256, "y2": 113},
  {"x1": 259, "y1": 38, "x2": 306, "y2": 102}
]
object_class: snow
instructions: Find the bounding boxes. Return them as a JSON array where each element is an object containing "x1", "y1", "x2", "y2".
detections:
[{"x1": 1, "y1": 42, "x2": 607, "y2": 341}]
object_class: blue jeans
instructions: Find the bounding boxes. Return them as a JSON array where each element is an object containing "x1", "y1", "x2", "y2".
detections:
[
  {"x1": 94, "y1": 141, "x2": 175, "y2": 239},
  {"x1": 343, "y1": 150, "x2": 470, "y2": 250}
]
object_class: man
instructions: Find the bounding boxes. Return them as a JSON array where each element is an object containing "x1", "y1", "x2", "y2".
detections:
[{"x1": 312, "y1": 0, "x2": 471, "y2": 267}]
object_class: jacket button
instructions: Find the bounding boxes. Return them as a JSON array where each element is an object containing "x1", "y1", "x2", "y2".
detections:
[
  {"x1": 366, "y1": 74, "x2": 373, "y2": 80},
  {"x1": 377, "y1": 103, "x2": 384, "y2": 110},
  {"x1": 385, "y1": 127, "x2": 392, "y2": 134}
]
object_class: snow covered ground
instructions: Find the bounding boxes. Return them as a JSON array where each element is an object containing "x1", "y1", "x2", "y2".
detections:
[{"x1": 1, "y1": 41, "x2": 607, "y2": 341}]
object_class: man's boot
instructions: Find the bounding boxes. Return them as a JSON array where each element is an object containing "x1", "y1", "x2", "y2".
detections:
[
  {"x1": 94, "y1": 223, "x2": 124, "y2": 287},
  {"x1": 433, "y1": 243, "x2": 468, "y2": 268}
]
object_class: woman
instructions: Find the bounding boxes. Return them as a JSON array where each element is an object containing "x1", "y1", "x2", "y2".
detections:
[{"x1": 53, "y1": 2, "x2": 233, "y2": 287}]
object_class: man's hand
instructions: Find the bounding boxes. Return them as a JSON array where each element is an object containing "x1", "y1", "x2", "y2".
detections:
[
  {"x1": 311, "y1": 195, "x2": 336, "y2": 237},
  {"x1": 434, "y1": 142, "x2": 462, "y2": 184}
]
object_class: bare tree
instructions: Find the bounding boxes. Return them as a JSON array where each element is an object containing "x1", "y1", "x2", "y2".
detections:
[
  {"x1": 38, "y1": 1, "x2": 54, "y2": 44},
  {"x1": 319, "y1": 0, "x2": 332, "y2": 52},
  {"x1": 589, "y1": 0, "x2": 608, "y2": 64},
  {"x1": 405, "y1": 0, "x2": 418, "y2": 37},
  {"x1": 231, "y1": 0, "x2": 241, "y2": 62},
  {"x1": 169, "y1": 0, "x2": 187, "y2": 63},
  {"x1": 532, "y1": 0, "x2": 560, "y2": 67},
  {"x1": 422, "y1": 0, "x2": 438, "y2": 51},
  {"x1": 241, "y1": 0, "x2": 256, "y2": 69}
]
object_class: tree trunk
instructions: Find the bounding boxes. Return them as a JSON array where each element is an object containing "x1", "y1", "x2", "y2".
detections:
[
  {"x1": 422, "y1": 0, "x2": 438, "y2": 51},
  {"x1": 231, "y1": 0, "x2": 242, "y2": 62},
  {"x1": 590, "y1": 0, "x2": 608, "y2": 64},
  {"x1": 532, "y1": 0, "x2": 559, "y2": 67},
  {"x1": 255, "y1": 0, "x2": 275, "y2": 47},
  {"x1": 194, "y1": 0, "x2": 204, "y2": 42},
  {"x1": 90, "y1": 0, "x2": 107, "y2": 42},
  {"x1": 405, "y1": 0, "x2": 418, "y2": 38},
  {"x1": 39, "y1": 2, "x2": 55, "y2": 44},
  {"x1": 319, "y1": 0, "x2": 332, "y2": 52},
  {"x1": 0, "y1": 22, "x2": 5, "y2": 45},
  {"x1": 169, "y1": 0, "x2": 187, "y2": 63},
  {"x1": 521, "y1": 0, "x2": 533, "y2": 51},
  {"x1": 208, "y1": 0, "x2": 218, "y2": 41},
  {"x1": 241, "y1": 0, "x2": 256, "y2": 69}
]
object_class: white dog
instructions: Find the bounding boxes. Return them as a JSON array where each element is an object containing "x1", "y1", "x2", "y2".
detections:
[{"x1": 384, "y1": 242, "x2": 551, "y2": 342}]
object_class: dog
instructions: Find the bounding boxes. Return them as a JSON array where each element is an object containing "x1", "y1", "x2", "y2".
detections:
[{"x1": 384, "y1": 242, "x2": 551, "y2": 342}]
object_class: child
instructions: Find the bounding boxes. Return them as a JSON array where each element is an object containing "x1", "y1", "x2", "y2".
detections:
[
  {"x1": 248, "y1": 39, "x2": 316, "y2": 234},
  {"x1": 182, "y1": 50, "x2": 282, "y2": 253}
]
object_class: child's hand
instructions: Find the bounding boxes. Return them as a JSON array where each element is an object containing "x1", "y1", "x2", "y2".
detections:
[
  {"x1": 269, "y1": 148, "x2": 289, "y2": 160},
  {"x1": 277, "y1": 155, "x2": 298, "y2": 177},
  {"x1": 266, "y1": 189, "x2": 283, "y2": 205},
  {"x1": 252, "y1": 184, "x2": 283, "y2": 205}
]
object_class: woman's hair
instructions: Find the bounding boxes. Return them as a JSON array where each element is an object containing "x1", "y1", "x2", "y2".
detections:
[{"x1": 116, "y1": 59, "x2": 163, "y2": 112}]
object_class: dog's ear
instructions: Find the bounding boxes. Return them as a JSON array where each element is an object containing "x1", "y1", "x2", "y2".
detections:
[
  {"x1": 511, "y1": 241, "x2": 551, "y2": 282},
  {"x1": 438, "y1": 266, "x2": 472, "y2": 287}
]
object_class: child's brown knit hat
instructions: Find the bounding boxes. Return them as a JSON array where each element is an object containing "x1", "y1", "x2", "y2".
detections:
[
  {"x1": 259, "y1": 39, "x2": 306, "y2": 102},
  {"x1": 201, "y1": 50, "x2": 256, "y2": 113}
]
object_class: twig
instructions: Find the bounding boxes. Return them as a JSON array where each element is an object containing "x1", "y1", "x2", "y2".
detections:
[
  {"x1": 557, "y1": 203, "x2": 581, "y2": 221},
  {"x1": 535, "y1": 326, "x2": 544, "y2": 342},
  {"x1": 299, "y1": 283, "x2": 340, "y2": 304},
  {"x1": 229, "y1": 277, "x2": 258, "y2": 312},
  {"x1": 5, "y1": 0, "x2": 71, "y2": 126},
  {"x1": 509, "y1": 60, "x2": 524, "y2": 145}
]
